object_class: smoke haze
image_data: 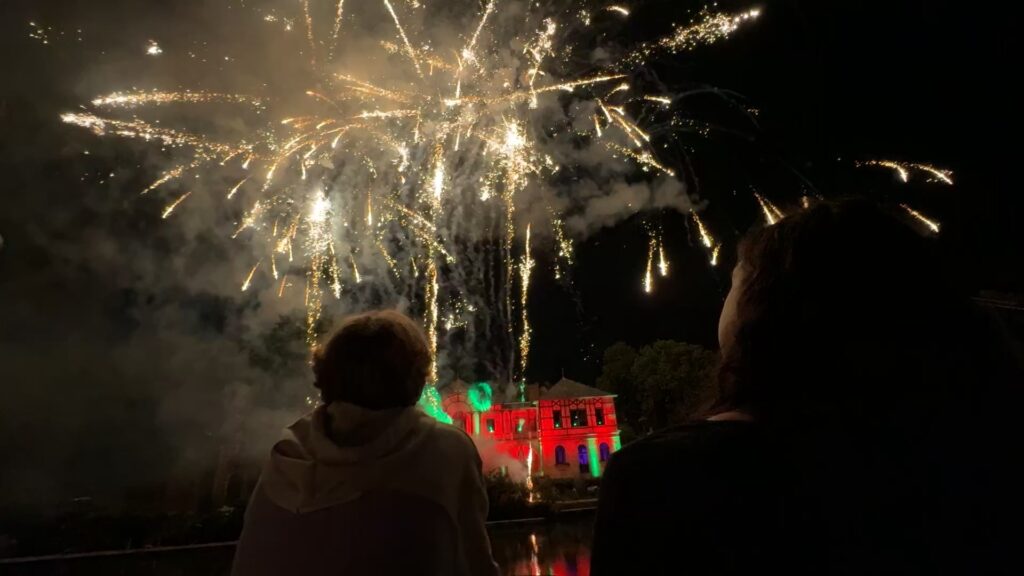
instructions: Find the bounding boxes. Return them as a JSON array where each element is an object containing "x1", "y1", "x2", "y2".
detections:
[{"x1": 0, "y1": 0, "x2": 702, "y2": 514}]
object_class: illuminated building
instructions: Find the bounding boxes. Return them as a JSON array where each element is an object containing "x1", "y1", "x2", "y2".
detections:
[{"x1": 442, "y1": 377, "x2": 621, "y2": 479}]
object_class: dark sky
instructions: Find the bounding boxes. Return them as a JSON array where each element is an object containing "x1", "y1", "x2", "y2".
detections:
[
  {"x1": 532, "y1": 0, "x2": 1024, "y2": 382},
  {"x1": 1, "y1": 0, "x2": 1021, "y2": 512}
]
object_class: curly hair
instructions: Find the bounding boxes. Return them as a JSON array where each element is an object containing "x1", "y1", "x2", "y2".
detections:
[{"x1": 312, "y1": 310, "x2": 431, "y2": 409}]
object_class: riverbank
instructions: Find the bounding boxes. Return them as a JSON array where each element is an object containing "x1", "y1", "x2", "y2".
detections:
[
  {"x1": 0, "y1": 478, "x2": 599, "y2": 562},
  {"x1": 1, "y1": 512, "x2": 597, "y2": 576}
]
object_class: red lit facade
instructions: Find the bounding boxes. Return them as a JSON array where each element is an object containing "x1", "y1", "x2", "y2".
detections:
[{"x1": 442, "y1": 378, "x2": 621, "y2": 479}]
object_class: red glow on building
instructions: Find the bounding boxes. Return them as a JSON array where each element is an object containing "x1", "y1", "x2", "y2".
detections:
[{"x1": 441, "y1": 378, "x2": 621, "y2": 479}]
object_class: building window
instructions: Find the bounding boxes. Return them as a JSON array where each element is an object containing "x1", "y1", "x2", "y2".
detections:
[
  {"x1": 578, "y1": 445, "x2": 589, "y2": 474},
  {"x1": 486, "y1": 418, "x2": 495, "y2": 433},
  {"x1": 570, "y1": 408, "x2": 588, "y2": 428},
  {"x1": 600, "y1": 443, "x2": 610, "y2": 462},
  {"x1": 595, "y1": 408, "x2": 605, "y2": 426},
  {"x1": 555, "y1": 445, "x2": 567, "y2": 465},
  {"x1": 552, "y1": 410, "x2": 562, "y2": 429}
]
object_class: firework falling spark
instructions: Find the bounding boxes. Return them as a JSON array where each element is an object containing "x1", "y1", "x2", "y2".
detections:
[
  {"x1": 643, "y1": 95, "x2": 672, "y2": 106},
  {"x1": 657, "y1": 237, "x2": 669, "y2": 277},
  {"x1": 551, "y1": 216, "x2": 574, "y2": 279},
  {"x1": 643, "y1": 236, "x2": 655, "y2": 293},
  {"x1": 754, "y1": 192, "x2": 783, "y2": 225},
  {"x1": 519, "y1": 224, "x2": 534, "y2": 381},
  {"x1": 628, "y1": 7, "x2": 760, "y2": 64},
  {"x1": 642, "y1": 230, "x2": 668, "y2": 291},
  {"x1": 226, "y1": 177, "x2": 249, "y2": 199},
  {"x1": 606, "y1": 142, "x2": 676, "y2": 176},
  {"x1": 330, "y1": 0, "x2": 346, "y2": 51},
  {"x1": 161, "y1": 191, "x2": 192, "y2": 219},
  {"x1": 915, "y1": 163, "x2": 954, "y2": 185},
  {"x1": 91, "y1": 90, "x2": 263, "y2": 109},
  {"x1": 710, "y1": 244, "x2": 721, "y2": 267},
  {"x1": 28, "y1": 21, "x2": 54, "y2": 45},
  {"x1": 241, "y1": 261, "x2": 261, "y2": 291},
  {"x1": 691, "y1": 210, "x2": 718, "y2": 265},
  {"x1": 859, "y1": 160, "x2": 954, "y2": 185},
  {"x1": 61, "y1": 113, "x2": 236, "y2": 158},
  {"x1": 425, "y1": 260, "x2": 440, "y2": 382},
  {"x1": 383, "y1": 0, "x2": 422, "y2": 77},
  {"x1": 900, "y1": 203, "x2": 941, "y2": 233}
]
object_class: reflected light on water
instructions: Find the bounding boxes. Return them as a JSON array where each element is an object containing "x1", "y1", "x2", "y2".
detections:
[{"x1": 489, "y1": 515, "x2": 594, "y2": 576}]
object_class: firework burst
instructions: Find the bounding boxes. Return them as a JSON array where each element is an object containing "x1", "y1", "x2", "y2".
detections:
[{"x1": 62, "y1": 1, "x2": 762, "y2": 388}]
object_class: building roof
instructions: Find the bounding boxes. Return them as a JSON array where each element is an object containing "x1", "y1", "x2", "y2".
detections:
[
  {"x1": 443, "y1": 379, "x2": 469, "y2": 394},
  {"x1": 541, "y1": 377, "x2": 614, "y2": 399}
]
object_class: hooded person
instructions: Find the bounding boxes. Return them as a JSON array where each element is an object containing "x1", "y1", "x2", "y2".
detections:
[{"x1": 231, "y1": 310, "x2": 499, "y2": 576}]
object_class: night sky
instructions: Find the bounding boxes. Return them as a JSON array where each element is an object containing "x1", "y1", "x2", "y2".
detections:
[
  {"x1": 1, "y1": 0, "x2": 1021, "y2": 511},
  {"x1": 534, "y1": 0, "x2": 1024, "y2": 381}
]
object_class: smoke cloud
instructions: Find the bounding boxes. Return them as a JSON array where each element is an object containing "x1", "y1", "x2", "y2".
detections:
[{"x1": 0, "y1": 0, "x2": 696, "y2": 513}]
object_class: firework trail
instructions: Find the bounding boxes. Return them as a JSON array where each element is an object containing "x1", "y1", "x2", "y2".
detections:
[
  {"x1": 161, "y1": 191, "x2": 192, "y2": 219},
  {"x1": 627, "y1": 7, "x2": 760, "y2": 63},
  {"x1": 657, "y1": 236, "x2": 669, "y2": 277},
  {"x1": 643, "y1": 95, "x2": 673, "y2": 106},
  {"x1": 519, "y1": 224, "x2": 534, "y2": 384},
  {"x1": 710, "y1": 245, "x2": 721, "y2": 267},
  {"x1": 241, "y1": 261, "x2": 261, "y2": 292},
  {"x1": 900, "y1": 203, "x2": 941, "y2": 233},
  {"x1": 643, "y1": 231, "x2": 669, "y2": 292},
  {"x1": 859, "y1": 159, "x2": 954, "y2": 185},
  {"x1": 643, "y1": 236, "x2": 655, "y2": 294},
  {"x1": 62, "y1": 1, "x2": 762, "y2": 391},
  {"x1": 91, "y1": 90, "x2": 264, "y2": 109},
  {"x1": 754, "y1": 192, "x2": 784, "y2": 226},
  {"x1": 691, "y1": 211, "x2": 718, "y2": 265}
]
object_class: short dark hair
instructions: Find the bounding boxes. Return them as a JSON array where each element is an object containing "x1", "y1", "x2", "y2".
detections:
[
  {"x1": 714, "y1": 198, "x2": 1022, "y2": 427},
  {"x1": 711, "y1": 200, "x2": 1024, "y2": 556},
  {"x1": 312, "y1": 310, "x2": 431, "y2": 409},
  {"x1": 716, "y1": 198, "x2": 950, "y2": 420}
]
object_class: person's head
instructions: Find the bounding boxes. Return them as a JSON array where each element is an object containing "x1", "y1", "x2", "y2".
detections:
[
  {"x1": 714, "y1": 198, "x2": 1024, "y2": 548},
  {"x1": 715, "y1": 198, "x2": 962, "y2": 424},
  {"x1": 312, "y1": 310, "x2": 431, "y2": 409}
]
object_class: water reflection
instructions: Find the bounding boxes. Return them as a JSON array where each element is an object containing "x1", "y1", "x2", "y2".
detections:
[
  {"x1": 1, "y1": 513, "x2": 595, "y2": 576},
  {"x1": 489, "y1": 513, "x2": 593, "y2": 576}
]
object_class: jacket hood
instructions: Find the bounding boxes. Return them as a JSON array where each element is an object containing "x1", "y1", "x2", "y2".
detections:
[{"x1": 260, "y1": 402, "x2": 437, "y2": 513}]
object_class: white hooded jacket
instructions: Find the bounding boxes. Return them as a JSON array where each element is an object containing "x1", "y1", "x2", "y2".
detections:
[{"x1": 231, "y1": 402, "x2": 499, "y2": 576}]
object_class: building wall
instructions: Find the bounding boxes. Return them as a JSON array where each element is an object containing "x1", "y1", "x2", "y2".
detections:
[
  {"x1": 442, "y1": 389, "x2": 621, "y2": 481},
  {"x1": 537, "y1": 396, "x2": 620, "y2": 480}
]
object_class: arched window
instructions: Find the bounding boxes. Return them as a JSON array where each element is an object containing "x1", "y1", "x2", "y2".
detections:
[
  {"x1": 578, "y1": 445, "x2": 589, "y2": 474},
  {"x1": 555, "y1": 445, "x2": 567, "y2": 465},
  {"x1": 599, "y1": 443, "x2": 610, "y2": 462}
]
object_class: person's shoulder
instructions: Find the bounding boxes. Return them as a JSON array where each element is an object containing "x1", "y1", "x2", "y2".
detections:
[
  {"x1": 621, "y1": 420, "x2": 755, "y2": 453},
  {"x1": 609, "y1": 420, "x2": 758, "y2": 475},
  {"x1": 427, "y1": 420, "x2": 480, "y2": 459},
  {"x1": 423, "y1": 421, "x2": 485, "y2": 480}
]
